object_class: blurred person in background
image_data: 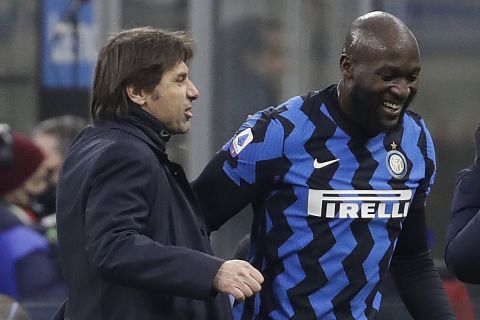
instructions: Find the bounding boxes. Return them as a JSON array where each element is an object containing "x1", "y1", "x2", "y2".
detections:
[
  {"x1": 0, "y1": 294, "x2": 31, "y2": 320},
  {"x1": 215, "y1": 16, "x2": 285, "y2": 147},
  {"x1": 0, "y1": 124, "x2": 67, "y2": 301},
  {"x1": 31, "y1": 115, "x2": 87, "y2": 220},
  {"x1": 54, "y1": 27, "x2": 263, "y2": 320},
  {"x1": 31, "y1": 115, "x2": 87, "y2": 245},
  {"x1": 212, "y1": 16, "x2": 286, "y2": 259},
  {"x1": 194, "y1": 11, "x2": 454, "y2": 319},
  {"x1": 445, "y1": 124, "x2": 480, "y2": 284}
]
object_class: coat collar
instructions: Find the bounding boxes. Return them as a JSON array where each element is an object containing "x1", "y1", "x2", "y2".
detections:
[{"x1": 95, "y1": 120, "x2": 169, "y2": 162}]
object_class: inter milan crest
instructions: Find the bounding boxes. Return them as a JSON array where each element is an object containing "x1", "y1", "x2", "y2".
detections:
[
  {"x1": 230, "y1": 128, "x2": 254, "y2": 157},
  {"x1": 386, "y1": 141, "x2": 407, "y2": 179}
]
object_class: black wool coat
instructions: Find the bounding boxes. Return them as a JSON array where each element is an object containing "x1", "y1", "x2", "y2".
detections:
[{"x1": 55, "y1": 121, "x2": 232, "y2": 320}]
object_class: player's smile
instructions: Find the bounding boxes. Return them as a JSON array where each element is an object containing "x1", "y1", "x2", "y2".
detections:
[
  {"x1": 380, "y1": 99, "x2": 404, "y2": 122},
  {"x1": 382, "y1": 101, "x2": 402, "y2": 114},
  {"x1": 375, "y1": 93, "x2": 411, "y2": 130}
]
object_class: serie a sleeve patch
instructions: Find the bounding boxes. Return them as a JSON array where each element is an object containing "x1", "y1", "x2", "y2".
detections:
[{"x1": 229, "y1": 128, "x2": 254, "y2": 157}]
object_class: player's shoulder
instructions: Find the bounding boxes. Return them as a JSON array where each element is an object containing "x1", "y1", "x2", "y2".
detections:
[
  {"x1": 300, "y1": 89, "x2": 324, "y2": 102},
  {"x1": 264, "y1": 87, "x2": 331, "y2": 118},
  {"x1": 226, "y1": 102, "x2": 299, "y2": 158},
  {"x1": 230, "y1": 88, "x2": 334, "y2": 147},
  {"x1": 233, "y1": 106, "x2": 288, "y2": 147},
  {"x1": 240, "y1": 99, "x2": 298, "y2": 134},
  {"x1": 405, "y1": 109, "x2": 426, "y2": 125},
  {"x1": 404, "y1": 109, "x2": 432, "y2": 132}
]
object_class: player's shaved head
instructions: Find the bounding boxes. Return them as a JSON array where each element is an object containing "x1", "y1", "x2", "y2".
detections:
[
  {"x1": 343, "y1": 11, "x2": 419, "y2": 62},
  {"x1": 338, "y1": 11, "x2": 421, "y2": 136}
]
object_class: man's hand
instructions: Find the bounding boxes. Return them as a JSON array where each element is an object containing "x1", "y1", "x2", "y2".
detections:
[
  {"x1": 475, "y1": 123, "x2": 480, "y2": 163},
  {"x1": 213, "y1": 260, "x2": 264, "y2": 301}
]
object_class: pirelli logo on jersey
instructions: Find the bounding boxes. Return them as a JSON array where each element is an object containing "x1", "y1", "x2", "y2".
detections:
[{"x1": 307, "y1": 189, "x2": 413, "y2": 219}]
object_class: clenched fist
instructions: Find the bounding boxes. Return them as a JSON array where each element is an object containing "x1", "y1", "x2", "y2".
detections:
[{"x1": 213, "y1": 260, "x2": 264, "y2": 301}]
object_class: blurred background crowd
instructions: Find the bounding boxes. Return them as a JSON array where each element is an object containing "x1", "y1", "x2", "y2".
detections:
[{"x1": 0, "y1": 0, "x2": 479, "y2": 319}]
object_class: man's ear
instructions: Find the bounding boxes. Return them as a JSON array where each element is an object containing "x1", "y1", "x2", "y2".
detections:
[
  {"x1": 340, "y1": 54, "x2": 353, "y2": 79},
  {"x1": 126, "y1": 85, "x2": 146, "y2": 106}
]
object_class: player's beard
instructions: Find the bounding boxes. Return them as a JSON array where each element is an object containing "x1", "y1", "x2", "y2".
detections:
[{"x1": 350, "y1": 85, "x2": 412, "y2": 136}]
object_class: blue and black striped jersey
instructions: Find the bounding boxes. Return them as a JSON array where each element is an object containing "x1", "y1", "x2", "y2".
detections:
[{"x1": 221, "y1": 85, "x2": 436, "y2": 319}]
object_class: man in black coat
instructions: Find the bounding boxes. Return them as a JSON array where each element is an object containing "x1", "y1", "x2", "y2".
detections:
[
  {"x1": 445, "y1": 124, "x2": 480, "y2": 284},
  {"x1": 55, "y1": 27, "x2": 263, "y2": 320}
]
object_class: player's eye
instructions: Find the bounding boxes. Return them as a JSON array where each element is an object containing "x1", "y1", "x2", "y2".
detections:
[
  {"x1": 381, "y1": 74, "x2": 394, "y2": 81},
  {"x1": 407, "y1": 74, "x2": 419, "y2": 82}
]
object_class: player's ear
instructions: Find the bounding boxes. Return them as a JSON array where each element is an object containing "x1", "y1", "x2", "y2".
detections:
[
  {"x1": 126, "y1": 85, "x2": 146, "y2": 106},
  {"x1": 340, "y1": 54, "x2": 353, "y2": 79}
]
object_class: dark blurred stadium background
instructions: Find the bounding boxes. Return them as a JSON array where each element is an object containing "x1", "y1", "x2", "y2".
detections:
[{"x1": 1, "y1": 1, "x2": 479, "y2": 318}]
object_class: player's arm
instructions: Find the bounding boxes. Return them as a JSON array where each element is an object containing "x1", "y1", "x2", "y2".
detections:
[
  {"x1": 390, "y1": 205, "x2": 455, "y2": 319},
  {"x1": 194, "y1": 109, "x2": 287, "y2": 232},
  {"x1": 193, "y1": 150, "x2": 255, "y2": 232}
]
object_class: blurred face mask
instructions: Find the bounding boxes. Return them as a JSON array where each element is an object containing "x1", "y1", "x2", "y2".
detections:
[{"x1": 30, "y1": 181, "x2": 56, "y2": 218}]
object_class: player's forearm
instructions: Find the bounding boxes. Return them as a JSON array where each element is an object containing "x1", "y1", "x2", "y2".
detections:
[
  {"x1": 390, "y1": 250, "x2": 455, "y2": 319},
  {"x1": 193, "y1": 151, "x2": 252, "y2": 232}
]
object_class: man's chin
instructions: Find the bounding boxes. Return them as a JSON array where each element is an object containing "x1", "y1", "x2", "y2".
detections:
[
  {"x1": 174, "y1": 124, "x2": 191, "y2": 135},
  {"x1": 381, "y1": 118, "x2": 402, "y2": 133},
  {"x1": 363, "y1": 118, "x2": 401, "y2": 136}
]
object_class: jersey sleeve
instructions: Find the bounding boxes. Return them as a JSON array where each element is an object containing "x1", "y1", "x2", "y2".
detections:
[
  {"x1": 194, "y1": 107, "x2": 289, "y2": 231},
  {"x1": 220, "y1": 107, "x2": 287, "y2": 193}
]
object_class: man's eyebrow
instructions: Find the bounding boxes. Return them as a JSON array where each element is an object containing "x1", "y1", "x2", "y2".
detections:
[
  {"x1": 176, "y1": 71, "x2": 188, "y2": 78},
  {"x1": 376, "y1": 65, "x2": 421, "y2": 73}
]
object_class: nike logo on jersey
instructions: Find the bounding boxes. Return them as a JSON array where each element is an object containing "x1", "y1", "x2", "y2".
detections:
[{"x1": 313, "y1": 158, "x2": 339, "y2": 169}]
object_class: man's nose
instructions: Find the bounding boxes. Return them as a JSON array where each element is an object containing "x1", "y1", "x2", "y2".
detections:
[
  {"x1": 187, "y1": 81, "x2": 199, "y2": 100},
  {"x1": 391, "y1": 79, "x2": 412, "y2": 100}
]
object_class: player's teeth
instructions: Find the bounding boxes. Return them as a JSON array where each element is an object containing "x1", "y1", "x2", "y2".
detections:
[{"x1": 384, "y1": 102, "x2": 400, "y2": 110}]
